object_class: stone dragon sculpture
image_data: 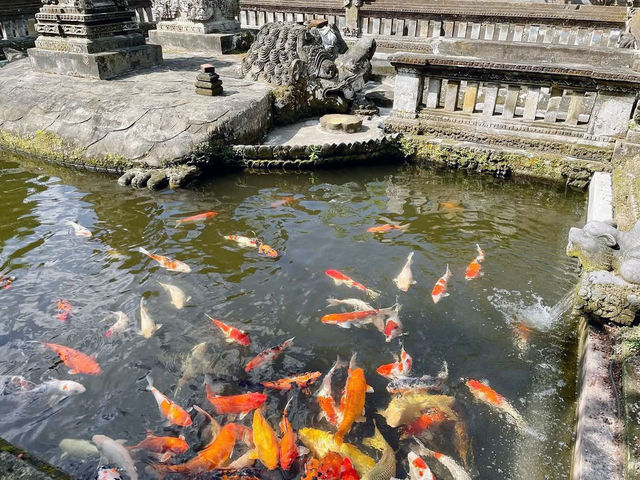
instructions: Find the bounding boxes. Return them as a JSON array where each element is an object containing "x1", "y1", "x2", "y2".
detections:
[{"x1": 567, "y1": 220, "x2": 640, "y2": 324}]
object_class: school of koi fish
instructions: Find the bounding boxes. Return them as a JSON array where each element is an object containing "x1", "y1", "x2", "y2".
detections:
[{"x1": 2, "y1": 208, "x2": 541, "y2": 480}]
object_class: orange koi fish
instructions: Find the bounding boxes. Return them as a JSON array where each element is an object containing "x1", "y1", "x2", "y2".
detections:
[
  {"x1": 317, "y1": 356, "x2": 347, "y2": 426},
  {"x1": 137, "y1": 247, "x2": 191, "y2": 273},
  {"x1": 146, "y1": 376, "x2": 192, "y2": 427},
  {"x1": 270, "y1": 196, "x2": 297, "y2": 208},
  {"x1": 42, "y1": 342, "x2": 101, "y2": 375},
  {"x1": 176, "y1": 211, "x2": 218, "y2": 225},
  {"x1": 262, "y1": 372, "x2": 322, "y2": 392},
  {"x1": 366, "y1": 224, "x2": 407, "y2": 233},
  {"x1": 56, "y1": 299, "x2": 72, "y2": 322},
  {"x1": 512, "y1": 321, "x2": 533, "y2": 351},
  {"x1": 464, "y1": 244, "x2": 485, "y2": 280},
  {"x1": 340, "y1": 457, "x2": 360, "y2": 480},
  {"x1": 257, "y1": 240, "x2": 279, "y2": 258},
  {"x1": 376, "y1": 346, "x2": 412, "y2": 379},
  {"x1": 253, "y1": 408, "x2": 280, "y2": 470},
  {"x1": 245, "y1": 337, "x2": 295, "y2": 373},
  {"x1": 207, "y1": 315, "x2": 250, "y2": 346},
  {"x1": 128, "y1": 431, "x2": 189, "y2": 462},
  {"x1": 224, "y1": 235, "x2": 258, "y2": 248},
  {"x1": 335, "y1": 355, "x2": 368, "y2": 445},
  {"x1": 318, "y1": 451, "x2": 344, "y2": 479},
  {"x1": 325, "y1": 270, "x2": 379, "y2": 299},
  {"x1": 408, "y1": 452, "x2": 436, "y2": 480},
  {"x1": 431, "y1": 264, "x2": 452, "y2": 304},
  {"x1": 205, "y1": 385, "x2": 267, "y2": 416},
  {"x1": 465, "y1": 379, "x2": 530, "y2": 433},
  {"x1": 303, "y1": 458, "x2": 320, "y2": 480},
  {"x1": 402, "y1": 409, "x2": 449, "y2": 438},
  {"x1": 154, "y1": 423, "x2": 236, "y2": 474},
  {"x1": 321, "y1": 310, "x2": 383, "y2": 330},
  {"x1": 279, "y1": 397, "x2": 299, "y2": 471}
]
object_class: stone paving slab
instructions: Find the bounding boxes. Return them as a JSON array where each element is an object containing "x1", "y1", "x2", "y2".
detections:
[{"x1": 0, "y1": 53, "x2": 272, "y2": 168}]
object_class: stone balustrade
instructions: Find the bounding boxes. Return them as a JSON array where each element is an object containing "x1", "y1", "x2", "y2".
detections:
[
  {"x1": 0, "y1": 0, "x2": 40, "y2": 40},
  {"x1": 128, "y1": 0, "x2": 155, "y2": 30},
  {"x1": 387, "y1": 53, "x2": 640, "y2": 160},
  {"x1": 240, "y1": 0, "x2": 346, "y2": 32}
]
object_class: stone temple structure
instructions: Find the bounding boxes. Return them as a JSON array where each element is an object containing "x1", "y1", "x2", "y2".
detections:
[
  {"x1": 28, "y1": 0, "x2": 162, "y2": 79},
  {"x1": 149, "y1": 0, "x2": 241, "y2": 54}
]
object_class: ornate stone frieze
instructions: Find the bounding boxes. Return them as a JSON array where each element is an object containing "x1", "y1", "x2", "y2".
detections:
[{"x1": 151, "y1": 0, "x2": 239, "y2": 31}]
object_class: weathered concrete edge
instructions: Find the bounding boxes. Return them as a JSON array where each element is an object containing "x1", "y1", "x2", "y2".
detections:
[{"x1": 0, "y1": 436, "x2": 72, "y2": 480}]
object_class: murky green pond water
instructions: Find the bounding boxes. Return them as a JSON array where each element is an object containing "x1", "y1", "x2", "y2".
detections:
[{"x1": 0, "y1": 153, "x2": 585, "y2": 480}]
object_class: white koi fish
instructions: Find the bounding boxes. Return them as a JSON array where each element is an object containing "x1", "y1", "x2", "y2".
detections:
[
  {"x1": 92, "y1": 435, "x2": 137, "y2": 480},
  {"x1": 415, "y1": 441, "x2": 471, "y2": 480},
  {"x1": 158, "y1": 282, "x2": 190, "y2": 309},
  {"x1": 407, "y1": 452, "x2": 436, "y2": 480},
  {"x1": 64, "y1": 220, "x2": 91, "y2": 237},
  {"x1": 104, "y1": 311, "x2": 129, "y2": 338},
  {"x1": 326, "y1": 298, "x2": 374, "y2": 311},
  {"x1": 59, "y1": 439, "x2": 99, "y2": 459},
  {"x1": 394, "y1": 252, "x2": 416, "y2": 292},
  {"x1": 139, "y1": 298, "x2": 162, "y2": 339}
]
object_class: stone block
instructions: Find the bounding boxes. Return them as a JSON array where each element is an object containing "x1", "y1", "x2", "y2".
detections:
[
  {"x1": 197, "y1": 72, "x2": 219, "y2": 82},
  {"x1": 195, "y1": 80, "x2": 222, "y2": 89},
  {"x1": 588, "y1": 94, "x2": 635, "y2": 138},
  {"x1": 320, "y1": 114, "x2": 363, "y2": 133},
  {"x1": 148, "y1": 30, "x2": 237, "y2": 54},
  {"x1": 195, "y1": 86, "x2": 223, "y2": 96},
  {"x1": 393, "y1": 69, "x2": 423, "y2": 114},
  {"x1": 28, "y1": 44, "x2": 163, "y2": 80}
]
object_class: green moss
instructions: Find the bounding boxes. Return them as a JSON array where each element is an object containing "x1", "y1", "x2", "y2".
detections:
[
  {"x1": 611, "y1": 151, "x2": 640, "y2": 230},
  {"x1": 0, "y1": 129, "x2": 135, "y2": 173}
]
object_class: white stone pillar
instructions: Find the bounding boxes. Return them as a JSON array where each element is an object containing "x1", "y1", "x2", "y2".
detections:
[
  {"x1": 393, "y1": 68, "x2": 424, "y2": 116},
  {"x1": 587, "y1": 93, "x2": 636, "y2": 138}
]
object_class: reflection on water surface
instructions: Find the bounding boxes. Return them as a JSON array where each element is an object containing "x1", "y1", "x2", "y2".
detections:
[{"x1": 0, "y1": 153, "x2": 585, "y2": 480}]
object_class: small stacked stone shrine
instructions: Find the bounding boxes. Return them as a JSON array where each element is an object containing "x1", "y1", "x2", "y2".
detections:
[
  {"x1": 149, "y1": 0, "x2": 241, "y2": 54},
  {"x1": 28, "y1": 0, "x2": 162, "y2": 79},
  {"x1": 195, "y1": 63, "x2": 223, "y2": 96}
]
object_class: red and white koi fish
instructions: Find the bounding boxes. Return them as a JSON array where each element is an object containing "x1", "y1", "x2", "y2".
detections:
[
  {"x1": 325, "y1": 270, "x2": 379, "y2": 299},
  {"x1": 56, "y1": 299, "x2": 72, "y2": 322},
  {"x1": 464, "y1": 244, "x2": 485, "y2": 280},
  {"x1": 245, "y1": 337, "x2": 295, "y2": 373},
  {"x1": 137, "y1": 247, "x2": 191, "y2": 273},
  {"x1": 224, "y1": 235, "x2": 258, "y2": 248},
  {"x1": 64, "y1": 220, "x2": 91, "y2": 237},
  {"x1": 104, "y1": 311, "x2": 129, "y2": 338},
  {"x1": 270, "y1": 196, "x2": 298, "y2": 208},
  {"x1": 96, "y1": 467, "x2": 121, "y2": 480},
  {"x1": 381, "y1": 303, "x2": 403, "y2": 342},
  {"x1": 431, "y1": 265, "x2": 451, "y2": 304},
  {"x1": 415, "y1": 441, "x2": 471, "y2": 480},
  {"x1": 42, "y1": 342, "x2": 101, "y2": 375},
  {"x1": 262, "y1": 372, "x2": 322, "y2": 392},
  {"x1": 176, "y1": 211, "x2": 218, "y2": 225},
  {"x1": 366, "y1": 224, "x2": 408, "y2": 233},
  {"x1": 206, "y1": 315, "x2": 250, "y2": 346},
  {"x1": 408, "y1": 452, "x2": 436, "y2": 480},
  {"x1": 326, "y1": 298, "x2": 373, "y2": 311},
  {"x1": 316, "y1": 356, "x2": 348, "y2": 426},
  {"x1": 402, "y1": 409, "x2": 450, "y2": 438},
  {"x1": 376, "y1": 346, "x2": 412, "y2": 379},
  {"x1": 465, "y1": 379, "x2": 533, "y2": 435},
  {"x1": 146, "y1": 375, "x2": 192, "y2": 427}
]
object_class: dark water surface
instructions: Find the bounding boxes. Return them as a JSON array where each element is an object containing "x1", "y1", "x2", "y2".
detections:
[{"x1": 0, "y1": 153, "x2": 585, "y2": 480}]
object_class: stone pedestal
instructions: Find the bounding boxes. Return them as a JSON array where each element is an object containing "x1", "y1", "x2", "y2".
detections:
[
  {"x1": 195, "y1": 63, "x2": 223, "y2": 96},
  {"x1": 149, "y1": 0, "x2": 240, "y2": 54},
  {"x1": 28, "y1": 0, "x2": 162, "y2": 79}
]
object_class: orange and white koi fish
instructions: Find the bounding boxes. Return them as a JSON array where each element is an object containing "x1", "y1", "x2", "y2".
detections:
[
  {"x1": 326, "y1": 298, "x2": 373, "y2": 311},
  {"x1": 382, "y1": 303, "x2": 403, "y2": 343},
  {"x1": 153, "y1": 423, "x2": 236, "y2": 474},
  {"x1": 386, "y1": 362, "x2": 448, "y2": 394},
  {"x1": 42, "y1": 342, "x2": 101, "y2": 375},
  {"x1": 257, "y1": 240, "x2": 279, "y2": 258},
  {"x1": 366, "y1": 224, "x2": 407, "y2": 233},
  {"x1": 402, "y1": 409, "x2": 450, "y2": 438},
  {"x1": 335, "y1": 354, "x2": 369, "y2": 445},
  {"x1": 279, "y1": 397, "x2": 300, "y2": 471},
  {"x1": 464, "y1": 244, "x2": 484, "y2": 280},
  {"x1": 96, "y1": 467, "x2": 121, "y2": 480},
  {"x1": 431, "y1": 265, "x2": 451, "y2": 304},
  {"x1": 128, "y1": 431, "x2": 189, "y2": 463},
  {"x1": 64, "y1": 220, "x2": 91, "y2": 237},
  {"x1": 270, "y1": 196, "x2": 297, "y2": 208},
  {"x1": 104, "y1": 311, "x2": 129, "y2": 338},
  {"x1": 205, "y1": 385, "x2": 266, "y2": 416},
  {"x1": 376, "y1": 346, "x2": 412, "y2": 379},
  {"x1": 465, "y1": 379, "x2": 529, "y2": 433},
  {"x1": 224, "y1": 235, "x2": 258, "y2": 248},
  {"x1": 394, "y1": 252, "x2": 416, "y2": 292},
  {"x1": 57, "y1": 299, "x2": 72, "y2": 322},
  {"x1": 415, "y1": 441, "x2": 471, "y2": 480},
  {"x1": 137, "y1": 247, "x2": 191, "y2": 273},
  {"x1": 206, "y1": 315, "x2": 250, "y2": 346},
  {"x1": 245, "y1": 337, "x2": 295, "y2": 373},
  {"x1": 146, "y1": 375, "x2": 192, "y2": 427},
  {"x1": 407, "y1": 452, "x2": 436, "y2": 480},
  {"x1": 325, "y1": 270, "x2": 379, "y2": 299},
  {"x1": 0, "y1": 274, "x2": 14, "y2": 290},
  {"x1": 321, "y1": 310, "x2": 384, "y2": 330},
  {"x1": 262, "y1": 372, "x2": 322, "y2": 392},
  {"x1": 176, "y1": 211, "x2": 218, "y2": 225},
  {"x1": 253, "y1": 407, "x2": 280, "y2": 470},
  {"x1": 317, "y1": 356, "x2": 347, "y2": 426}
]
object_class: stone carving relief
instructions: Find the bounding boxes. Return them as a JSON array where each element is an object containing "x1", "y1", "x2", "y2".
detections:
[
  {"x1": 567, "y1": 220, "x2": 640, "y2": 324},
  {"x1": 152, "y1": 0, "x2": 237, "y2": 22}
]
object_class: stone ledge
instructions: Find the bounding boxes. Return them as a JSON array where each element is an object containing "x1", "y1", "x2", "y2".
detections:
[{"x1": 0, "y1": 436, "x2": 72, "y2": 480}]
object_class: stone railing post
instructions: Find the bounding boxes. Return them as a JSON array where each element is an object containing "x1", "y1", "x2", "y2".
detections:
[
  {"x1": 587, "y1": 91, "x2": 636, "y2": 137},
  {"x1": 343, "y1": 0, "x2": 361, "y2": 37},
  {"x1": 392, "y1": 67, "x2": 424, "y2": 116}
]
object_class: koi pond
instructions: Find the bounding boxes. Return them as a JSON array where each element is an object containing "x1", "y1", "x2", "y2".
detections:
[{"x1": 0, "y1": 152, "x2": 585, "y2": 480}]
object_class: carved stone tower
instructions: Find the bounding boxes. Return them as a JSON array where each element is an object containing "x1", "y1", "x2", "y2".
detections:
[
  {"x1": 28, "y1": 0, "x2": 162, "y2": 79},
  {"x1": 148, "y1": 0, "x2": 241, "y2": 54}
]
